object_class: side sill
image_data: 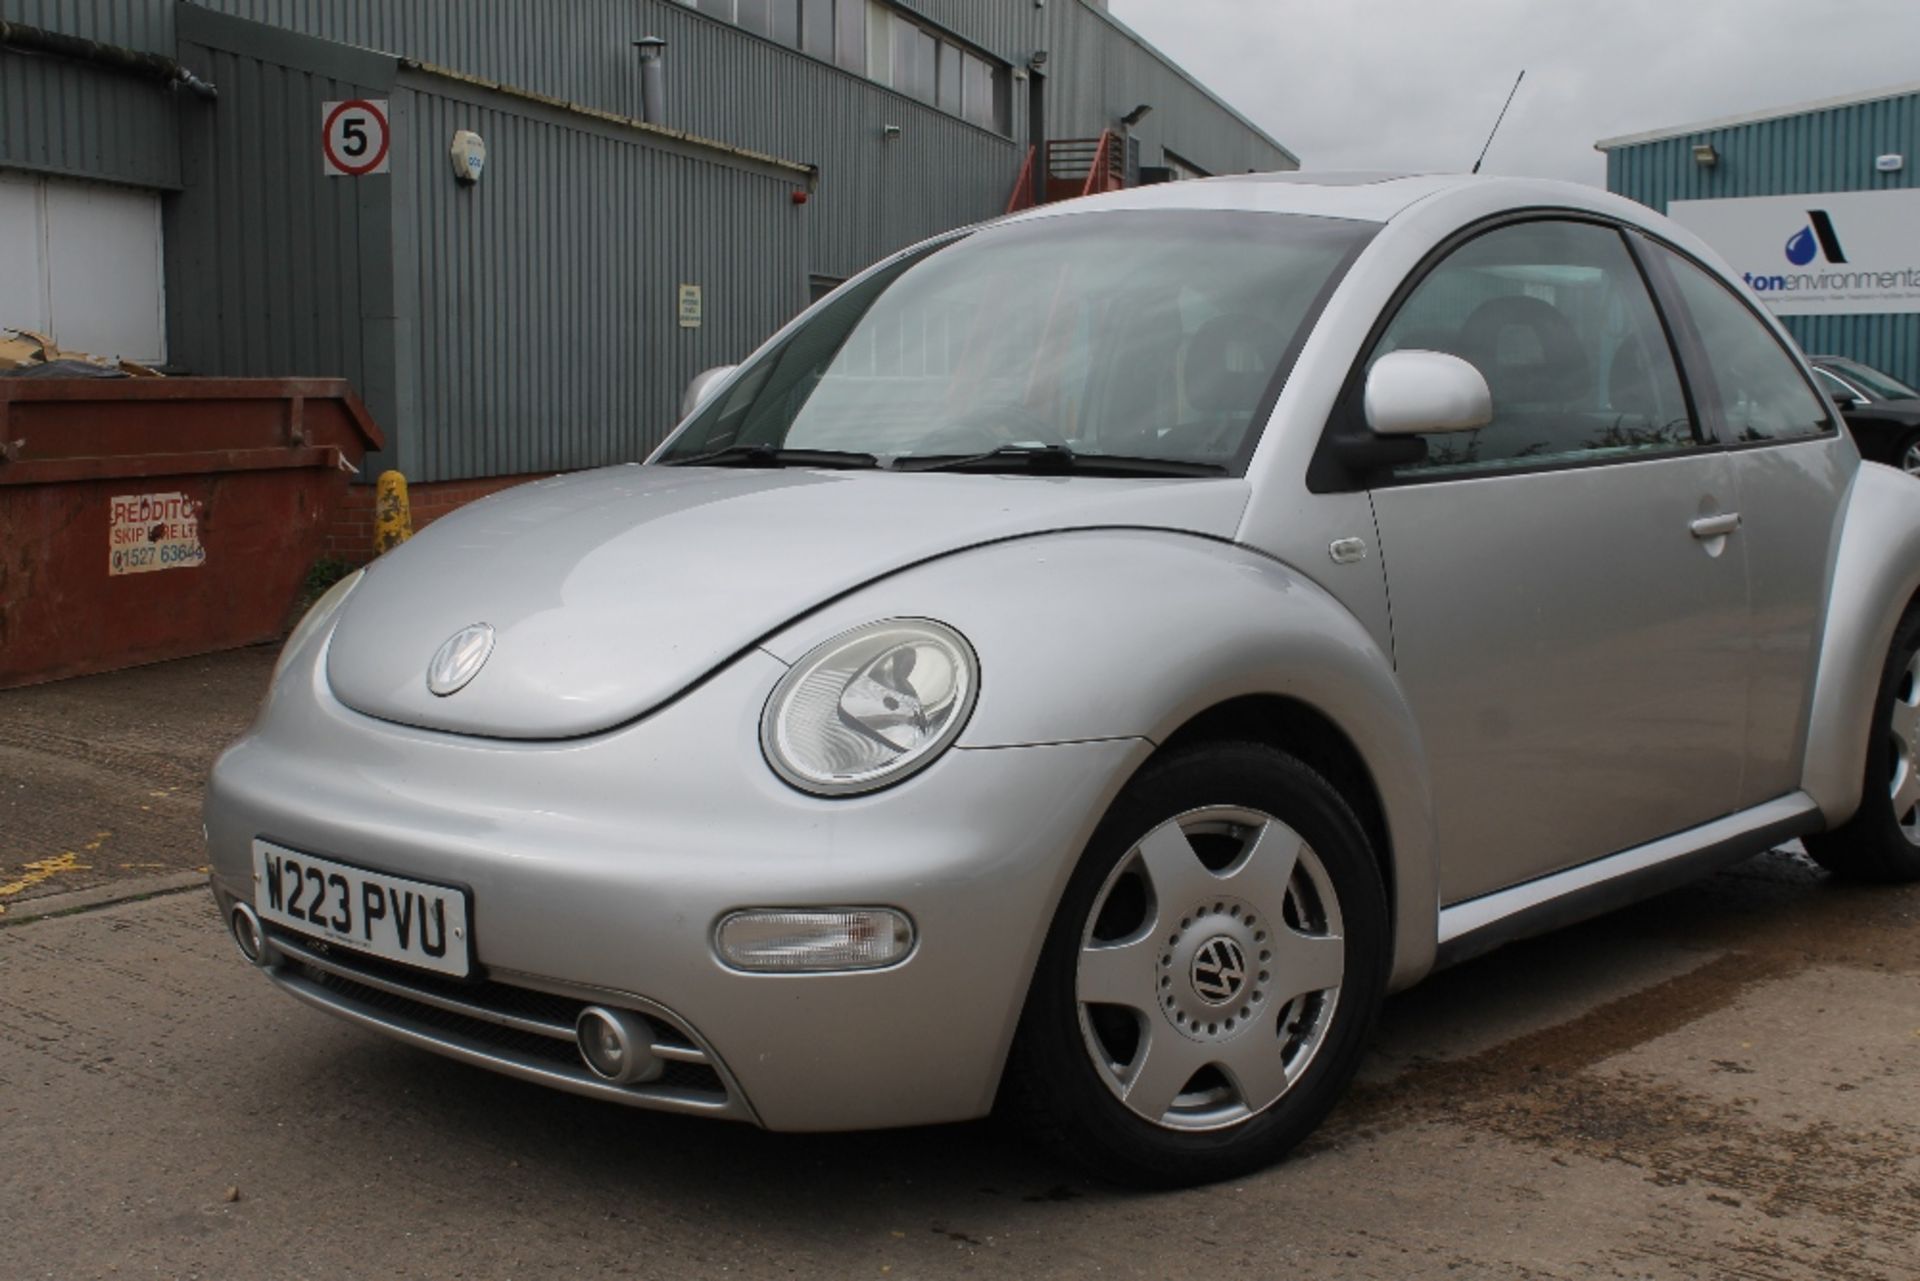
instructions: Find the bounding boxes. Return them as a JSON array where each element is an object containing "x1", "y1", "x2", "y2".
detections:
[{"x1": 1433, "y1": 793, "x2": 1823, "y2": 970}]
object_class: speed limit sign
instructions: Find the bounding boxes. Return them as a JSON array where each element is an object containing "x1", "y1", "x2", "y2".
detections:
[{"x1": 322, "y1": 99, "x2": 391, "y2": 176}]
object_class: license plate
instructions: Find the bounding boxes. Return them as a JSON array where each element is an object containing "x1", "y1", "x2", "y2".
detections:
[{"x1": 252, "y1": 839, "x2": 471, "y2": 978}]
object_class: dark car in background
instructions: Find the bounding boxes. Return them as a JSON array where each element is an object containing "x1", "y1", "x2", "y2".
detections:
[{"x1": 1810, "y1": 356, "x2": 1920, "y2": 476}]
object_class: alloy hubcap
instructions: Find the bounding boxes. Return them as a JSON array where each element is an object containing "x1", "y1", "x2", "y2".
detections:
[
  {"x1": 1888, "y1": 650, "x2": 1920, "y2": 846},
  {"x1": 1902, "y1": 442, "x2": 1920, "y2": 477},
  {"x1": 1157, "y1": 898, "x2": 1271, "y2": 1042},
  {"x1": 1076, "y1": 806, "x2": 1345, "y2": 1131}
]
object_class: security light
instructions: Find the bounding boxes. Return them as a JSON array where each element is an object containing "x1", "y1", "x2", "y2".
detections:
[{"x1": 1691, "y1": 143, "x2": 1718, "y2": 167}]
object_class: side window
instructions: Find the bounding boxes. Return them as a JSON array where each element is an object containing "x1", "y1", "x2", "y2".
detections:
[
  {"x1": 1376, "y1": 220, "x2": 1697, "y2": 477},
  {"x1": 1651, "y1": 245, "x2": 1832, "y2": 443}
]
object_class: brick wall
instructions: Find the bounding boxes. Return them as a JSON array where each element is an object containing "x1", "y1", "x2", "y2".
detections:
[{"x1": 323, "y1": 472, "x2": 554, "y2": 563}]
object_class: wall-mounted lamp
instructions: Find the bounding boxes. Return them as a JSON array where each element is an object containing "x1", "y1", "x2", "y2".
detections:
[
  {"x1": 1028, "y1": 49, "x2": 1049, "y2": 71},
  {"x1": 1877, "y1": 153, "x2": 1905, "y2": 173},
  {"x1": 1120, "y1": 103, "x2": 1153, "y2": 127},
  {"x1": 1691, "y1": 142, "x2": 1718, "y2": 168},
  {"x1": 882, "y1": 123, "x2": 902, "y2": 141}
]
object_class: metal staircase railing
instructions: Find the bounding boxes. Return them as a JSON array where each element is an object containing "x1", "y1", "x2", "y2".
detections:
[{"x1": 1006, "y1": 130, "x2": 1127, "y2": 214}]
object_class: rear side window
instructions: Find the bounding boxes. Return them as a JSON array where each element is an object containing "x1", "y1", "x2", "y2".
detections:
[
  {"x1": 1651, "y1": 245, "x2": 1832, "y2": 443},
  {"x1": 1376, "y1": 219, "x2": 1697, "y2": 477}
]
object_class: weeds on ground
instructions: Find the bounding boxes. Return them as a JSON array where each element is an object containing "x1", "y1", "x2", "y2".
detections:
[{"x1": 288, "y1": 555, "x2": 358, "y2": 626}]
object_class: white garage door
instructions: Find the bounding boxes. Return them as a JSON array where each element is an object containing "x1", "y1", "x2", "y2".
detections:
[{"x1": 0, "y1": 171, "x2": 166, "y2": 364}]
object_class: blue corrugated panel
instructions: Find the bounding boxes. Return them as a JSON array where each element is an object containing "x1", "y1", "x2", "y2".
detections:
[{"x1": 1604, "y1": 88, "x2": 1920, "y2": 389}]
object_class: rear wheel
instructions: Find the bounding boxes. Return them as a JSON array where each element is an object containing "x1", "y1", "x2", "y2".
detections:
[
  {"x1": 1805, "y1": 609, "x2": 1920, "y2": 882},
  {"x1": 1007, "y1": 743, "x2": 1388, "y2": 1188}
]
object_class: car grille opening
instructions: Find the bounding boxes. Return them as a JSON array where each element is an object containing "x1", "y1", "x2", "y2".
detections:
[{"x1": 262, "y1": 927, "x2": 737, "y2": 1112}]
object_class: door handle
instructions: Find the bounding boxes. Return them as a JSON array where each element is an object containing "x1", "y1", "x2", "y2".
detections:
[{"x1": 1690, "y1": 512, "x2": 1741, "y2": 540}]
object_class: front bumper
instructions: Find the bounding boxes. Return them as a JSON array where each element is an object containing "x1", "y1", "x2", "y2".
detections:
[{"x1": 205, "y1": 634, "x2": 1148, "y2": 1130}]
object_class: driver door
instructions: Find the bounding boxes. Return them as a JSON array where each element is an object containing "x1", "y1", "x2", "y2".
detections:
[{"x1": 1365, "y1": 218, "x2": 1749, "y2": 904}]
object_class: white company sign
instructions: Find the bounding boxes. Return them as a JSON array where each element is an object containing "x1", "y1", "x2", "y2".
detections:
[{"x1": 1667, "y1": 188, "x2": 1920, "y2": 317}]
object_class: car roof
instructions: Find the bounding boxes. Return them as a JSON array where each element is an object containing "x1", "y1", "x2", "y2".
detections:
[{"x1": 1001, "y1": 171, "x2": 1662, "y2": 231}]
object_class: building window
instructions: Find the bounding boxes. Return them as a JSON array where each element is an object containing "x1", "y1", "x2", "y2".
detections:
[
  {"x1": 678, "y1": 0, "x2": 1007, "y2": 133},
  {"x1": 800, "y1": 0, "x2": 831, "y2": 55}
]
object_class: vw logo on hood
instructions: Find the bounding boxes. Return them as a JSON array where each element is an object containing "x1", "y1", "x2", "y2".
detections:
[{"x1": 426, "y1": 623, "x2": 495, "y2": 697}]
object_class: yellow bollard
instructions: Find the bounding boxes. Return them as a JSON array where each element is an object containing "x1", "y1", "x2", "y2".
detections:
[{"x1": 373, "y1": 470, "x2": 413, "y2": 555}]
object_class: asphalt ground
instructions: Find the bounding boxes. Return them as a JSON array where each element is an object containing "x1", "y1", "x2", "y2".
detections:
[
  {"x1": 2, "y1": 650, "x2": 1918, "y2": 1279},
  {"x1": 0, "y1": 648, "x2": 275, "y2": 916}
]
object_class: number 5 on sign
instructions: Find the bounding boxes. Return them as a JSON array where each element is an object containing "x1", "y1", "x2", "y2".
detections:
[{"x1": 322, "y1": 99, "x2": 392, "y2": 176}]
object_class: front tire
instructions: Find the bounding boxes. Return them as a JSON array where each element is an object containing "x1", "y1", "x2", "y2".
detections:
[
  {"x1": 1007, "y1": 743, "x2": 1389, "y2": 1188},
  {"x1": 1804, "y1": 609, "x2": 1920, "y2": 882}
]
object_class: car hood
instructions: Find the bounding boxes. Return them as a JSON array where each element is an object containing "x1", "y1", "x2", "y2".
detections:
[{"x1": 325, "y1": 464, "x2": 1249, "y2": 738}]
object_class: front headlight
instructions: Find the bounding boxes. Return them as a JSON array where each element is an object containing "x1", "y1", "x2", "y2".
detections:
[{"x1": 761, "y1": 619, "x2": 979, "y2": 795}]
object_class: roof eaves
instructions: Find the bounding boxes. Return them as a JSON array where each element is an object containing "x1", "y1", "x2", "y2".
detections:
[{"x1": 1595, "y1": 79, "x2": 1920, "y2": 151}]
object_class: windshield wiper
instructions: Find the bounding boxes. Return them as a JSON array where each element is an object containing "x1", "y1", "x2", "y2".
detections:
[
  {"x1": 892, "y1": 443, "x2": 1227, "y2": 478},
  {"x1": 664, "y1": 443, "x2": 880, "y2": 469}
]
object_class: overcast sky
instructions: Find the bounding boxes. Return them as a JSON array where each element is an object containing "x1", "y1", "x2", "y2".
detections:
[{"x1": 1106, "y1": 0, "x2": 1920, "y2": 185}]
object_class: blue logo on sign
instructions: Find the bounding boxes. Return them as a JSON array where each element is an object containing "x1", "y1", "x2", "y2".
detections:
[
  {"x1": 1784, "y1": 225, "x2": 1818, "y2": 266},
  {"x1": 1783, "y1": 211, "x2": 1847, "y2": 266}
]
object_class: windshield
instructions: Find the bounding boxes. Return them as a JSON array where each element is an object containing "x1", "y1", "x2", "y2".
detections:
[
  {"x1": 657, "y1": 210, "x2": 1374, "y2": 473},
  {"x1": 1823, "y1": 357, "x2": 1920, "y2": 402}
]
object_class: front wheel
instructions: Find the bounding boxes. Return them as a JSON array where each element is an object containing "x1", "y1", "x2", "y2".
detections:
[
  {"x1": 1805, "y1": 610, "x2": 1920, "y2": 882},
  {"x1": 1007, "y1": 743, "x2": 1389, "y2": 1188}
]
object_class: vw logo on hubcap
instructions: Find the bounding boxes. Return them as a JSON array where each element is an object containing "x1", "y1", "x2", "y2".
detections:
[
  {"x1": 426, "y1": 623, "x2": 495, "y2": 697},
  {"x1": 1189, "y1": 936, "x2": 1247, "y2": 1005}
]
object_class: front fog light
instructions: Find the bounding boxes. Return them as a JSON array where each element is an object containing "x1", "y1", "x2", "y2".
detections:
[
  {"x1": 715, "y1": 908, "x2": 915, "y2": 973},
  {"x1": 575, "y1": 1006, "x2": 664, "y2": 1085}
]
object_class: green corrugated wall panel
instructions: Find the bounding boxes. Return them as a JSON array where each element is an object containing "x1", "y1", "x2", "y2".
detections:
[{"x1": 1605, "y1": 88, "x2": 1920, "y2": 390}]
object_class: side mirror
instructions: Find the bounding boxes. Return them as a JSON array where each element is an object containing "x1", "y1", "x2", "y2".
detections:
[
  {"x1": 1364, "y1": 350, "x2": 1492, "y2": 437},
  {"x1": 680, "y1": 365, "x2": 737, "y2": 420}
]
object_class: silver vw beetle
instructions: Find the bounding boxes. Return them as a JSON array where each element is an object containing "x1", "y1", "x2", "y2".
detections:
[{"x1": 206, "y1": 174, "x2": 1920, "y2": 1187}]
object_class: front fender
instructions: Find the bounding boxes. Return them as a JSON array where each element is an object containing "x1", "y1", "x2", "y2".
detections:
[
  {"x1": 1804, "y1": 463, "x2": 1920, "y2": 822},
  {"x1": 761, "y1": 529, "x2": 1441, "y2": 989}
]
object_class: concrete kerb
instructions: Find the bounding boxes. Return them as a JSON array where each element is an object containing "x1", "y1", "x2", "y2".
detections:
[{"x1": 0, "y1": 870, "x2": 209, "y2": 926}]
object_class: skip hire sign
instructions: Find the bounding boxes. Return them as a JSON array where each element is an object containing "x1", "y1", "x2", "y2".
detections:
[
  {"x1": 109, "y1": 492, "x2": 205, "y2": 575},
  {"x1": 1668, "y1": 189, "x2": 1920, "y2": 316}
]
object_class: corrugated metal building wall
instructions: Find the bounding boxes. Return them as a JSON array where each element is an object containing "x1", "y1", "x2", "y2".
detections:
[
  {"x1": 3, "y1": 0, "x2": 1026, "y2": 290},
  {"x1": 1044, "y1": 2, "x2": 1296, "y2": 179},
  {"x1": 616, "y1": 2, "x2": 1027, "y2": 282},
  {"x1": 1, "y1": 0, "x2": 179, "y2": 187},
  {"x1": 168, "y1": 8, "x2": 810, "y2": 480},
  {"x1": 4, "y1": 0, "x2": 1297, "y2": 483},
  {"x1": 400, "y1": 69, "x2": 809, "y2": 479},
  {"x1": 6, "y1": 1, "x2": 1295, "y2": 276},
  {"x1": 1603, "y1": 86, "x2": 1920, "y2": 390}
]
